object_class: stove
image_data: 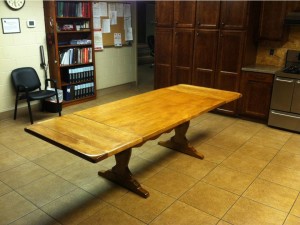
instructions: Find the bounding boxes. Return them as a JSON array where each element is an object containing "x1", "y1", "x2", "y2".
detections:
[
  {"x1": 268, "y1": 50, "x2": 300, "y2": 132},
  {"x1": 283, "y1": 65, "x2": 300, "y2": 74}
]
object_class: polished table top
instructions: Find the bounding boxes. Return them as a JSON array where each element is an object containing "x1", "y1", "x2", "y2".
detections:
[{"x1": 25, "y1": 84, "x2": 241, "y2": 163}]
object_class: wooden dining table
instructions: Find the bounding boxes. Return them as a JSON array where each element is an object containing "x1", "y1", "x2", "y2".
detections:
[{"x1": 25, "y1": 84, "x2": 241, "y2": 198}]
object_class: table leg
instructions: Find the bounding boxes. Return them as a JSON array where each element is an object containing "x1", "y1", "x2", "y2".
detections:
[
  {"x1": 98, "y1": 148, "x2": 150, "y2": 198},
  {"x1": 158, "y1": 121, "x2": 204, "y2": 159}
]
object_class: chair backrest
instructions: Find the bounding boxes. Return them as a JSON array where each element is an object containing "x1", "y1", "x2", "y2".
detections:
[
  {"x1": 11, "y1": 67, "x2": 41, "y2": 92},
  {"x1": 147, "y1": 35, "x2": 155, "y2": 51}
]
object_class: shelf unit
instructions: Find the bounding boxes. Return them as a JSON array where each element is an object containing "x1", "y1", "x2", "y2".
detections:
[{"x1": 43, "y1": 1, "x2": 96, "y2": 107}]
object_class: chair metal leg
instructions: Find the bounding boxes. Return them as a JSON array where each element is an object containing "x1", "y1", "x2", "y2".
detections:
[
  {"x1": 27, "y1": 100, "x2": 33, "y2": 124},
  {"x1": 55, "y1": 93, "x2": 61, "y2": 117},
  {"x1": 14, "y1": 94, "x2": 19, "y2": 120}
]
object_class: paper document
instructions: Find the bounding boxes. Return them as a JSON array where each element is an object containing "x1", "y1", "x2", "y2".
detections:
[
  {"x1": 99, "y1": 2, "x2": 108, "y2": 17},
  {"x1": 94, "y1": 30, "x2": 103, "y2": 50},
  {"x1": 116, "y1": 3, "x2": 124, "y2": 17},
  {"x1": 93, "y1": 17, "x2": 101, "y2": 29},
  {"x1": 102, "y1": 19, "x2": 111, "y2": 33},
  {"x1": 125, "y1": 27, "x2": 133, "y2": 41},
  {"x1": 114, "y1": 33, "x2": 122, "y2": 47}
]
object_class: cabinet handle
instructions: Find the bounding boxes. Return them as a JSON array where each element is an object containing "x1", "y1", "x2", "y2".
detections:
[
  {"x1": 271, "y1": 110, "x2": 300, "y2": 119},
  {"x1": 276, "y1": 77, "x2": 294, "y2": 83},
  {"x1": 196, "y1": 32, "x2": 199, "y2": 36},
  {"x1": 54, "y1": 60, "x2": 57, "y2": 64},
  {"x1": 197, "y1": 21, "x2": 200, "y2": 25}
]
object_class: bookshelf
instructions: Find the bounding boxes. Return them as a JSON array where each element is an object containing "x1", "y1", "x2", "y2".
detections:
[{"x1": 43, "y1": 1, "x2": 96, "y2": 106}]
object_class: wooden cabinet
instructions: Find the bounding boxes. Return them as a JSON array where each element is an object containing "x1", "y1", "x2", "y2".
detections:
[
  {"x1": 192, "y1": 29, "x2": 218, "y2": 87},
  {"x1": 196, "y1": 1, "x2": 248, "y2": 30},
  {"x1": 155, "y1": 1, "x2": 260, "y2": 116},
  {"x1": 43, "y1": 1, "x2": 96, "y2": 106},
  {"x1": 215, "y1": 31, "x2": 245, "y2": 114},
  {"x1": 156, "y1": 1, "x2": 196, "y2": 28},
  {"x1": 154, "y1": 28, "x2": 173, "y2": 89},
  {"x1": 196, "y1": 1, "x2": 220, "y2": 29},
  {"x1": 172, "y1": 29, "x2": 195, "y2": 85},
  {"x1": 220, "y1": 1, "x2": 249, "y2": 30},
  {"x1": 155, "y1": 1, "x2": 174, "y2": 27},
  {"x1": 155, "y1": 1, "x2": 196, "y2": 88},
  {"x1": 259, "y1": 1, "x2": 288, "y2": 41},
  {"x1": 240, "y1": 72, "x2": 274, "y2": 120},
  {"x1": 174, "y1": 1, "x2": 196, "y2": 28}
]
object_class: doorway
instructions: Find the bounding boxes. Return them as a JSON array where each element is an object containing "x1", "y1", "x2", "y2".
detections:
[{"x1": 137, "y1": 1, "x2": 155, "y2": 91}]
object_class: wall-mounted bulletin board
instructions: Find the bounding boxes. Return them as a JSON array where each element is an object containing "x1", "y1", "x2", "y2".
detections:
[{"x1": 92, "y1": 1, "x2": 133, "y2": 50}]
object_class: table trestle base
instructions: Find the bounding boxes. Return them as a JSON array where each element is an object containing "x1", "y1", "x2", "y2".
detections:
[{"x1": 98, "y1": 148, "x2": 150, "y2": 198}]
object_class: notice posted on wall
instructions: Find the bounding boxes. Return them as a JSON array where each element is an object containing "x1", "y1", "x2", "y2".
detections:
[{"x1": 114, "y1": 33, "x2": 122, "y2": 47}]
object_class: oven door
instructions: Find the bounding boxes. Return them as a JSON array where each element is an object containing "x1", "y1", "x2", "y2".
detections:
[
  {"x1": 291, "y1": 79, "x2": 300, "y2": 113},
  {"x1": 270, "y1": 76, "x2": 295, "y2": 112}
]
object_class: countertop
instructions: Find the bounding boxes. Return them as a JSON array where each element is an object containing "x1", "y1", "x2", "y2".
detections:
[{"x1": 242, "y1": 64, "x2": 282, "y2": 74}]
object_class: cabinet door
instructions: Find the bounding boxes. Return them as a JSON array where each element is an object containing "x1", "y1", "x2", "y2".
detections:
[
  {"x1": 270, "y1": 77, "x2": 295, "y2": 112},
  {"x1": 291, "y1": 80, "x2": 300, "y2": 114},
  {"x1": 172, "y1": 29, "x2": 195, "y2": 85},
  {"x1": 216, "y1": 30, "x2": 245, "y2": 114},
  {"x1": 192, "y1": 29, "x2": 218, "y2": 88},
  {"x1": 220, "y1": 1, "x2": 249, "y2": 30},
  {"x1": 154, "y1": 28, "x2": 173, "y2": 89},
  {"x1": 240, "y1": 72, "x2": 274, "y2": 120},
  {"x1": 259, "y1": 1, "x2": 287, "y2": 41},
  {"x1": 155, "y1": 1, "x2": 174, "y2": 27},
  {"x1": 174, "y1": 1, "x2": 196, "y2": 28},
  {"x1": 196, "y1": 1, "x2": 220, "y2": 29}
]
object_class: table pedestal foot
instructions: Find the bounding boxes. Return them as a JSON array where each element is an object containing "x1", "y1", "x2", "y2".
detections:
[
  {"x1": 158, "y1": 121, "x2": 204, "y2": 159},
  {"x1": 98, "y1": 148, "x2": 149, "y2": 198}
]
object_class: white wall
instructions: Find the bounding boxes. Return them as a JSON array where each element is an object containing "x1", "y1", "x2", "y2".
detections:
[
  {"x1": 0, "y1": 0, "x2": 47, "y2": 113},
  {"x1": 0, "y1": 0, "x2": 137, "y2": 114},
  {"x1": 95, "y1": 2, "x2": 137, "y2": 89}
]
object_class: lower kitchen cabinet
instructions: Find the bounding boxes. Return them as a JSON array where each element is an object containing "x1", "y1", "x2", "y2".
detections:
[{"x1": 240, "y1": 71, "x2": 274, "y2": 120}]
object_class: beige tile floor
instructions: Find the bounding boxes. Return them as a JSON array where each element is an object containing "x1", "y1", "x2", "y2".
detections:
[{"x1": 1, "y1": 65, "x2": 300, "y2": 224}]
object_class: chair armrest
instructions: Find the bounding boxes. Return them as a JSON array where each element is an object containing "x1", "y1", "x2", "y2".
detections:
[{"x1": 45, "y1": 78, "x2": 58, "y2": 90}]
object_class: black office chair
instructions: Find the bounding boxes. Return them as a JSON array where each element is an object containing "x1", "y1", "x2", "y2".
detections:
[
  {"x1": 147, "y1": 35, "x2": 155, "y2": 57},
  {"x1": 11, "y1": 67, "x2": 61, "y2": 124}
]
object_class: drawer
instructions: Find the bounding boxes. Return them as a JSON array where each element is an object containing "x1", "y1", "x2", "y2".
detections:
[{"x1": 244, "y1": 72, "x2": 274, "y2": 83}]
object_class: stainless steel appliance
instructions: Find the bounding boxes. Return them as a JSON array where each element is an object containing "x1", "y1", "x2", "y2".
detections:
[{"x1": 268, "y1": 50, "x2": 300, "y2": 132}]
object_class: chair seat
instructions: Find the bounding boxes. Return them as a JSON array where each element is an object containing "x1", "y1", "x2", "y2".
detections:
[{"x1": 28, "y1": 90, "x2": 56, "y2": 100}]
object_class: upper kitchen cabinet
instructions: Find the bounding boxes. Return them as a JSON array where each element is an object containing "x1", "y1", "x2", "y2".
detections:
[
  {"x1": 155, "y1": 1, "x2": 174, "y2": 27},
  {"x1": 155, "y1": 1, "x2": 196, "y2": 28},
  {"x1": 220, "y1": 1, "x2": 249, "y2": 30},
  {"x1": 259, "y1": 1, "x2": 288, "y2": 42},
  {"x1": 196, "y1": 1, "x2": 248, "y2": 30},
  {"x1": 174, "y1": 1, "x2": 196, "y2": 28},
  {"x1": 196, "y1": 1, "x2": 220, "y2": 29}
]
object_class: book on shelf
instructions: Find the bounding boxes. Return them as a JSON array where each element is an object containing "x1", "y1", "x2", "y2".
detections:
[
  {"x1": 56, "y1": 1, "x2": 91, "y2": 17},
  {"x1": 63, "y1": 82, "x2": 95, "y2": 101},
  {"x1": 60, "y1": 47, "x2": 92, "y2": 65},
  {"x1": 64, "y1": 66, "x2": 94, "y2": 83}
]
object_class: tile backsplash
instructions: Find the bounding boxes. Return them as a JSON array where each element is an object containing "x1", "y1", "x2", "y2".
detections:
[{"x1": 256, "y1": 27, "x2": 300, "y2": 68}]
